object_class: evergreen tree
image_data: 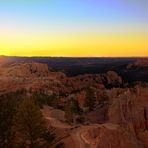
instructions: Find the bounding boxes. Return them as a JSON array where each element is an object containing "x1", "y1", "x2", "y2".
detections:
[
  {"x1": 84, "y1": 88, "x2": 95, "y2": 111},
  {"x1": 0, "y1": 91, "x2": 23, "y2": 147},
  {"x1": 70, "y1": 98, "x2": 80, "y2": 115},
  {"x1": 12, "y1": 98, "x2": 44, "y2": 147},
  {"x1": 100, "y1": 90, "x2": 109, "y2": 104},
  {"x1": 65, "y1": 98, "x2": 80, "y2": 123}
]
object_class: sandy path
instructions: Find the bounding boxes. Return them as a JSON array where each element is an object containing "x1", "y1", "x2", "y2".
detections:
[
  {"x1": 42, "y1": 106, "x2": 119, "y2": 148},
  {"x1": 71, "y1": 123, "x2": 119, "y2": 148},
  {"x1": 45, "y1": 116, "x2": 73, "y2": 129},
  {"x1": 42, "y1": 106, "x2": 73, "y2": 129}
]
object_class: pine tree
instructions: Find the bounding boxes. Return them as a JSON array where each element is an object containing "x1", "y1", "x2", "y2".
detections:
[
  {"x1": 85, "y1": 88, "x2": 95, "y2": 111},
  {"x1": 70, "y1": 98, "x2": 80, "y2": 115},
  {"x1": 100, "y1": 90, "x2": 109, "y2": 104},
  {"x1": 65, "y1": 98, "x2": 80, "y2": 123},
  {"x1": 65, "y1": 100, "x2": 73, "y2": 123},
  {"x1": 0, "y1": 91, "x2": 22, "y2": 147},
  {"x1": 12, "y1": 98, "x2": 45, "y2": 147}
]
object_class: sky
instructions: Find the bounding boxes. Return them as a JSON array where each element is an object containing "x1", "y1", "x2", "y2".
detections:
[{"x1": 0, "y1": 0, "x2": 148, "y2": 57}]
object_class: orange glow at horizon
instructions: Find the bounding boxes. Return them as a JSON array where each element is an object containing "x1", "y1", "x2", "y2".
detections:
[{"x1": 0, "y1": 31, "x2": 148, "y2": 57}]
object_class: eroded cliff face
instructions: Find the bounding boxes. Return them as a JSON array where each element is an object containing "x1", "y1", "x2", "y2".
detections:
[
  {"x1": 94, "y1": 88, "x2": 148, "y2": 148},
  {"x1": 0, "y1": 62, "x2": 66, "y2": 95},
  {"x1": 78, "y1": 124, "x2": 142, "y2": 148},
  {"x1": 108, "y1": 88, "x2": 148, "y2": 131},
  {"x1": 0, "y1": 62, "x2": 122, "y2": 95},
  {"x1": 90, "y1": 87, "x2": 148, "y2": 146},
  {"x1": 0, "y1": 62, "x2": 50, "y2": 77}
]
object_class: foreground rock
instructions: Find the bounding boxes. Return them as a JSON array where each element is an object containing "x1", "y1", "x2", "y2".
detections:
[{"x1": 53, "y1": 124, "x2": 143, "y2": 148}]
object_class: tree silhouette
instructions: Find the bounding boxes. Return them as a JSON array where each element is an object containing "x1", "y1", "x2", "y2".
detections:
[
  {"x1": 65, "y1": 98, "x2": 81, "y2": 123},
  {"x1": 84, "y1": 88, "x2": 95, "y2": 111},
  {"x1": 12, "y1": 98, "x2": 44, "y2": 147}
]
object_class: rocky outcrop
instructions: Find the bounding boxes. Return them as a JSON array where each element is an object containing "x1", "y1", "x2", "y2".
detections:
[
  {"x1": 127, "y1": 59, "x2": 148, "y2": 69},
  {"x1": 77, "y1": 87, "x2": 148, "y2": 148},
  {"x1": 0, "y1": 62, "x2": 66, "y2": 95},
  {"x1": 107, "y1": 71, "x2": 122, "y2": 83},
  {"x1": 80, "y1": 124, "x2": 142, "y2": 148},
  {"x1": 58, "y1": 124, "x2": 143, "y2": 148},
  {"x1": 108, "y1": 90, "x2": 146, "y2": 132},
  {"x1": 0, "y1": 62, "x2": 50, "y2": 77},
  {"x1": 101, "y1": 71, "x2": 122, "y2": 87},
  {"x1": 0, "y1": 62, "x2": 122, "y2": 95}
]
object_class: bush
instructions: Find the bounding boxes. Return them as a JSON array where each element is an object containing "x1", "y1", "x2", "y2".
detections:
[{"x1": 42, "y1": 131, "x2": 55, "y2": 144}]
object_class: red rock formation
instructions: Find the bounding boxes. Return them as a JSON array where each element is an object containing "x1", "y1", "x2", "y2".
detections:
[
  {"x1": 0, "y1": 62, "x2": 122, "y2": 95},
  {"x1": 57, "y1": 124, "x2": 143, "y2": 148},
  {"x1": 1, "y1": 61, "x2": 148, "y2": 148},
  {"x1": 81, "y1": 124, "x2": 142, "y2": 148},
  {"x1": 127, "y1": 59, "x2": 148, "y2": 69}
]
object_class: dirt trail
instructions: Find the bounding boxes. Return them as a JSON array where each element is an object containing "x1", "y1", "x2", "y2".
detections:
[
  {"x1": 42, "y1": 106, "x2": 120, "y2": 148},
  {"x1": 71, "y1": 123, "x2": 119, "y2": 148},
  {"x1": 45, "y1": 116, "x2": 73, "y2": 129},
  {"x1": 41, "y1": 106, "x2": 73, "y2": 129}
]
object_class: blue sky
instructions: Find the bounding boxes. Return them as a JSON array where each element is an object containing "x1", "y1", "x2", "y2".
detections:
[
  {"x1": 0, "y1": 0, "x2": 147, "y2": 57},
  {"x1": 0, "y1": 0, "x2": 147, "y2": 33}
]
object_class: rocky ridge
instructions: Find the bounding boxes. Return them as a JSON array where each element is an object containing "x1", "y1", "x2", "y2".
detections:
[{"x1": 0, "y1": 62, "x2": 122, "y2": 95}]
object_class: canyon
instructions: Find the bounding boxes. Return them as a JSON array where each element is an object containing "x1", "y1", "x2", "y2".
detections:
[{"x1": 0, "y1": 58, "x2": 148, "y2": 148}]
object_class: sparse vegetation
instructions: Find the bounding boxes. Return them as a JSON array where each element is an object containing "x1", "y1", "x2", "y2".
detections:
[
  {"x1": 33, "y1": 92, "x2": 59, "y2": 108},
  {"x1": 0, "y1": 91, "x2": 55, "y2": 147},
  {"x1": 42, "y1": 131, "x2": 55, "y2": 144},
  {"x1": 100, "y1": 90, "x2": 109, "y2": 104},
  {"x1": 12, "y1": 98, "x2": 45, "y2": 147},
  {"x1": 0, "y1": 91, "x2": 24, "y2": 147},
  {"x1": 84, "y1": 88, "x2": 95, "y2": 112},
  {"x1": 65, "y1": 98, "x2": 81, "y2": 123}
]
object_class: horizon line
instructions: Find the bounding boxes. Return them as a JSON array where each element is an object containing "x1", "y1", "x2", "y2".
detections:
[{"x1": 1, "y1": 55, "x2": 148, "y2": 58}]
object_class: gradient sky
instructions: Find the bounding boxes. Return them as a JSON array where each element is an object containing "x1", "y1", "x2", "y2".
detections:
[{"x1": 0, "y1": 0, "x2": 148, "y2": 57}]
